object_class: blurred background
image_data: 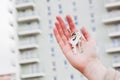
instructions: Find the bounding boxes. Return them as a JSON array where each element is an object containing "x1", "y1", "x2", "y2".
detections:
[{"x1": 0, "y1": 0, "x2": 120, "y2": 80}]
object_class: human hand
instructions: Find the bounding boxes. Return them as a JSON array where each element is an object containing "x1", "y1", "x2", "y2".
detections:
[{"x1": 53, "y1": 15, "x2": 98, "y2": 73}]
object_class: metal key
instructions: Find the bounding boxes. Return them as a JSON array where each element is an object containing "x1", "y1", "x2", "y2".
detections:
[{"x1": 69, "y1": 32, "x2": 82, "y2": 53}]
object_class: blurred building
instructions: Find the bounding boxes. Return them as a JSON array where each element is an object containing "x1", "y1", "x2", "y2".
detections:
[
  {"x1": 0, "y1": 0, "x2": 19, "y2": 80},
  {"x1": 102, "y1": 0, "x2": 120, "y2": 71},
  {"x1": 15, "y1": 0, "x2": 120, "y2": 80}
]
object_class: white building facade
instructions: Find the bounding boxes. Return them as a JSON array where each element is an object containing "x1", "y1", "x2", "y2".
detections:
[
  {"x1": 15, "y1": 0, "x2": 120, "y2": 80},
  {"x1": 0, "y1": 0, "x2": 19, "y2": 80}
]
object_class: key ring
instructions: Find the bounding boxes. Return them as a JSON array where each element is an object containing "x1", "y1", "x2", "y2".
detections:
[{"x1": 69, "y1": 31, "x2": 84, "y2": 54}]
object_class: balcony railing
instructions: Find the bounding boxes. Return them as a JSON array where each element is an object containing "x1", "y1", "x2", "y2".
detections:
[
  {"x1": 17, "y1": 11, "x2": 40, "y2": 23},
  {"x1": 21, "y1": 65, "x2": 45, "y2": 79},
  {"x1": 112, "y1": 62, "x2": 120, "y2": 68},
  {"x1": 21, "y1": 73, "x2": 45, "y2": 79},
  {"x1": 105, "y1": 0, "x2": 120, "y2": 9},
  {"x1": 18, "y1": 25, "x2": 41, "y2": 36},
  {"x1": 108, "y1": 26, "x2": 120, "y2": 37},
  {"x1": 18, "y1": 38, "x2": 39, "y2": 50},
  {"x1": 19, "y1": 58, "x2": 39, "y2": 65},
  {"x1": 102, "y1": 11, "x2": 120, "y2": 24},
  {"x1": 106, "y1": 43, "x2": 120, "y2": 53},
  {"x1": 16, "y1": 0, "x2": 35, "y2": 10},
  {"x1": 19, "y1": 53, "x2": 39, "y2": 64}
]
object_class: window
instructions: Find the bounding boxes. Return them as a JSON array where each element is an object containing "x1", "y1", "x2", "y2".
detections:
[
  {"x1": 47, "y1": 0, "x2": 50, "y2": 2},
  {"x1": 51, "y1": 47, "x2": 54, "y2": 52},
  {"x1": 51, "y1": 53, "x2": 55, "y2": 57},
  {"x1": 74, "y1": 16, "x2": 78, "y2": 25},
  {"x1": 74, "y1": 16, "x2": 77, "y2": 20},
  {"x1": 70, "y1": 74, "x2": 74, "y2": 79},
  {"x1": 9, "y1": 34, "x2": 14, "y2": 40},
  {"x1": 48, "y1": 12, "x2": 51, "y2": 15},
  {"x1": 91, "y1": 19, "x2": 95, "y2": 23},
  {"x1": 53, "y1": 67, "x2": 56, "y2": 71},
  {"x1": 64, "y1": 60, "x2": 67, "y2": 65},
  {"x1": 48, "y1": 6, "x2": 51, "y2": 11},
  {"x1": 8, "y1": 9, "x2": 13, "y2": 14},
  {"x1": 11, "y1": 49, "x2": 15, "y2": 54},
  {"x1": 52, "y1": 61, "x2": 56, "y2": 71},
  {"x1": 49, "y1": 20, "x2": 52, "y2": 24},
  {"x1": 112, "y1": 38, "x2": 119, "y2": 47},
  {"x1": 113, "y1": 54, "x2": 119, "y2": 58},
  {"x1": 59, "y1": 10, "x2": 62, "y2": 14},
  {"x1": 92, "y1": 27, "x2": 96, "y2": 32},
  {"x1": 52, "y1": 61, "x2": 56, "y2": 66},
  {"x1": 53, "y1": 76, "x2": 57, "y2": 80},
  {"x1": 90, "y1": 13, "x2": 94, "y2": 18},
  {"x1": 9, "y1": 22, "x2": 14, "y2": 27},
  {"x1": 89, "y1": 0, "x2": 92, "y2": 4},
  {"x1": 114, "y1": 24, "x2": 120, "y2": 31},
  {"x1": 47, "y1": 6, "x2": 51, "y2": 15},
  {"x1": 31, "y1": 64, "x2": 39, "y2": 73},
  {"x1": 72, "y1": 2, "x2": 76, "y2": 6},
  {"x1": 58, "y1": 4, "x2": 62, "y2": 9},
  {"x1": 58, "y1": 4, "x2": 62, "y2": 14}
]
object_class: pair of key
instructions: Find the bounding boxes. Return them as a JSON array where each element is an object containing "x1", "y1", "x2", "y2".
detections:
[{"x1": 69, "y1": 32, "x2": 84, "y2": 54}]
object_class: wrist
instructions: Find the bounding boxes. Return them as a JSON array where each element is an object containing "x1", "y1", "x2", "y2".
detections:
[{"x1": 83, "y1": 58, "x2": 107, "y2": 80}]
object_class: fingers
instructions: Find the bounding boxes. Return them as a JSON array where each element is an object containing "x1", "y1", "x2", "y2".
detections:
[
  {"x1": 54, "y1": 22, "x2": 72, "y2": 53},
  {"x1": 81, "y1": 27, "x2": 91, "y2": 41},
  {"x1": 53, "y1": 23, "x2": 73, "y2": 58},
  {"x1": 66, "y1": 15, "x2": 78, "y2": 33},
  {"x1": 56, "y1": 16, "x2": 71, "y2": 39},
  {"x1": 53, "y1": 27, "x2": 65, "y2": 49},
  {"x1": 55, "y1": 22, "x2": 68, "y2": 44}
]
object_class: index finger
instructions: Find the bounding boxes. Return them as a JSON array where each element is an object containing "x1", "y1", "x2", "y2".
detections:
[
  {"x1": 56, "y1": 16, "x2": 71, "y2": 39},
  {"x1": 66, "y1": 15, "x2": 78, "y2": 33}
]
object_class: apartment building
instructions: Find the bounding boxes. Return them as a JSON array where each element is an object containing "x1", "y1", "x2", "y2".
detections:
[
  {"x1": 15, "y1": 0, "x2": 120, "y2": 80},
  {"x1": 0, "y1": 0, "x2": 18, "y2": 80},
  {"x1": 102, "y1": 0, "x2": 120, "y2": 71}
]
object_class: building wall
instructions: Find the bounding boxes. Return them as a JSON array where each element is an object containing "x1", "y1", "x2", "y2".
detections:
[
  {"x1": 16, "y1": 0, "x2": 120, "y2": 80},
  {"x1": 0, "y1": 0, "x2": 18, "y2": 79}
]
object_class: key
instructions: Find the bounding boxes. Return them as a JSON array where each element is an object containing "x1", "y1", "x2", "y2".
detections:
[{"x1": 69, "y1": 32, "x2": 82, "y2": 53}]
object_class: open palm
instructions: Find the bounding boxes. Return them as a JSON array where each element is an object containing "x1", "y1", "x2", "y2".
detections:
[{"x1": 53, "y1": 15, "x2": 98, "y2": 73}]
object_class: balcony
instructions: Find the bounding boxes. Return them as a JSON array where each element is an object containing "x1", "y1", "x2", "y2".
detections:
[
  {"x1": 106, "y1": 44, "x2": 120, "y2": 53},
  {"x1": 102, "y1": 11, "x2": 120, "y2": 24},
  {"x1": 109, "y1": 32, "x2": 120, "y2": 37},
  {"x1": 18, "y1": 26, "x2": 41, "y2": 36},
  {"x1": 18, "y1": 38, "x2": 38, "y2": 50},
  {"x1": 21, "y1": 73, "x2": 45, "y2": 79},
  {"x1": 16, "y1": 0, "x2": 35, "y2": 10},
  {"x1": 21, "y1": 64, "x2": 45, "y2": 79},
  {"x1": 19, "y1": 52, "x2": 39, "y2": 64},
  {"x1": 105, "y1": 0, "x2": 120, "y2": 9},
  {"x1": 108, "y1": 27, "x2": 120, "y2": 38},
  {"x1": 112, "y1": 62, "x2": 120, "y2": 68},
  {"x1": 19, "y1": 58, "x2": 39, "y2": 65},
  {"x1": 18, "y1": 43, "x2": 38, "y2": 50},
  {"x1": 17, "y1": 12, "x2": 40, "y2": 23}
]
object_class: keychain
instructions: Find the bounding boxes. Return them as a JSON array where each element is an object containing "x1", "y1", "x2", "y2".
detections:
[{"x1": 69, "y1": 32, "x2": 85, "y2": 54}]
